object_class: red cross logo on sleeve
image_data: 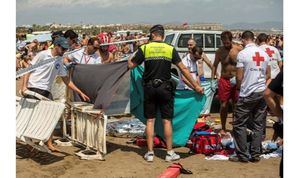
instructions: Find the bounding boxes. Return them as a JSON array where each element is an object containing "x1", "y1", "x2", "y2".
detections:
[
  {"x1": 265, "y1": 47, "x2": 275, "y2": 57},
  {"x1": 252, "y1": 52, "x2": 265, "y2": 66}
]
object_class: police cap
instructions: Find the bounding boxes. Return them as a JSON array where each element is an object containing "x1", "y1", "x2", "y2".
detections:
[{"x1": 149, "y1": 24, "x2": 164, "y2": 34}]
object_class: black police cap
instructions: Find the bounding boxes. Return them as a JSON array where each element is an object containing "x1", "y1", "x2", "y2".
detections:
[{"x1": 149, "y1": 24, "x2": 164, "y2": 33}]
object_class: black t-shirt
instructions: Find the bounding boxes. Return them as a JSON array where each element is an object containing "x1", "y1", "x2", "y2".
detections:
[
  {"x1": 268, "y1": 70, "x2": 283, "y2": 96},
  {"x1": 131, "y1": 42, "x2": 181, "y2": 82}
]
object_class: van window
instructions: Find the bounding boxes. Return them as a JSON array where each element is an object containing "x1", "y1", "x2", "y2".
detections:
[
  {"x1": 178, "y1": 34, "x2": 192, "y2": 48},
  {"x1": 194, "y1": 34, "x2": 203, "y2": 48},
  {"x1": 164, "y1": 34, "x2": 175, "y2": 45},
  {"x1": 216, "y1": 34, "x2": 222, "y2": 48},
  {"x1": 204, "y1": 34, "x2": 215, "y2": 48}
]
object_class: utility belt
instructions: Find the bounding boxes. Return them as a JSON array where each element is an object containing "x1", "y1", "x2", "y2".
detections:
[{"x1": 143, "y1": 78, "x2": 177, "y2": 91}]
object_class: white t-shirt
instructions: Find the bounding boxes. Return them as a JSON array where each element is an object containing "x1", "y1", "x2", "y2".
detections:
[
  {"x1": 236, "y1": 43, "x2": 271, "y2": 97},
  {"x1": 28, "y1": 49, "x2": 67, "y2": 91},
  {"x1": 67, "y1": 48, "x2": 101, "y2": 64},
  {"x1": 177, "y1": 53, "x2": 198, "y2": 90},
  {"x1": 259, "y1": 44, "x2": 282, "y2": 79}
]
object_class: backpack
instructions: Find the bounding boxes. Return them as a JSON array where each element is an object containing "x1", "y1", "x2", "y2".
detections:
[{"x1": 189, "y1": 132, "x2": 222, "y2": 155}]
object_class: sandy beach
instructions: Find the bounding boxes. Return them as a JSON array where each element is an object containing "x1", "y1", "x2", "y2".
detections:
[{"x1": 16, "y1": 79, "x2": 281, "y2": 178}]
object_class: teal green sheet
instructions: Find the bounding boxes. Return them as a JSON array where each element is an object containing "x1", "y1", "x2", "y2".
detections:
[
  {"x1": 130, "y1": 66, "x2": 206, "y2": 146},
  {"x1": 200, "y1": 79, "x2": 217, "y2": 114}
]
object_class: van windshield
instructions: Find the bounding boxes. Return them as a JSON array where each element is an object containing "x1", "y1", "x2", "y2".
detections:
[
  {"x1": 178, "y1": 34, "x2": 192, "y2": 48},
  {"x1": 194, "y1": 34, "x2": 203, "y2": 48},
  {"x1": 164, "y1": 34, "x2": 175, "y2": 45},
  {"x1": 204, "y1": 34, "x2": 215, "y2": 48}
]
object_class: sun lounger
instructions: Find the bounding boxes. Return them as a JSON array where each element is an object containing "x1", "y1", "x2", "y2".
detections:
[
  {"x1": 16, "y1": 96, "x2": 65, "y2": 153},
  {"x1": 67, "y1": 102, "x2": 107, "y2": 160}
]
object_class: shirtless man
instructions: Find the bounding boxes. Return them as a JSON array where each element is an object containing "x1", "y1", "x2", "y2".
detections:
[{"x1": 212, "y1": 31, "x2": 243, "y2": 131}]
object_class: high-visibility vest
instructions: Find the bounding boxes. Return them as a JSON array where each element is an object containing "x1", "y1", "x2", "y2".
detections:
[{"x1": 140, "y1": 42, "x2": 174, "y2": 62}]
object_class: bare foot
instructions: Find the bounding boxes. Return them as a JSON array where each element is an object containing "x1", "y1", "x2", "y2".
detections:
[{"x1": 47, "y1": 144, "x2": 61, "y2": 152}]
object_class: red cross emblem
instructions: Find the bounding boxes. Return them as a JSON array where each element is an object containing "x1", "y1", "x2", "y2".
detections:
[
  {"x1": 252, "y1": 52, "x2": 265, "y2": 66},
  {"x1": 265, "y1": 47, "x2": 275, "y2": 57}
]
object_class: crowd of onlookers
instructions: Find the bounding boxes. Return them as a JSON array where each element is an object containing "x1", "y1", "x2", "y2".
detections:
[
  {"x1": 16, "y1": 29, "x2": 284, "y2": 72},
  {"x1": 16, "y1": 30, "x2": 149, "y2": 71}
]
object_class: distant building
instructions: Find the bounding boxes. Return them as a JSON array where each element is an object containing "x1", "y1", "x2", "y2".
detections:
[{"x1": 188, "y1": 23, "x2": 223, "y2": 30}]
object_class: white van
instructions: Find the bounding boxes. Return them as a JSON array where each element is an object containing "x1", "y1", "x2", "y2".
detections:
[{"x1": 164, "y1": 30, "x2": 222, "y2": 78}]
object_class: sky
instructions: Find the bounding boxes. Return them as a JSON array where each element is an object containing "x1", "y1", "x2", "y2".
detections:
[{"x1": 16, "y1": 0, "x2": 283, "y2": 26}]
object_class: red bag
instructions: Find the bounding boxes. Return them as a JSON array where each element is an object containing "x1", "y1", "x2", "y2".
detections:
[
  {"x1": 157, "y1": 163, "x2": 181, "y2": 178},
  {"x1": 190, "y1": 134, "x2": 222, "y2": 155},
  {"x1": 135, "y1": 136, "x2": 166, "y2": 148},
  {"x1": 153, "y1": 136, "x2": 167, "y2": 148},
  {"x1": 193, "y1": 122, "x2": 212, "y2": 132},
  {"x1": 157, "y1": 163, "x2": 192, "y2": 178}
]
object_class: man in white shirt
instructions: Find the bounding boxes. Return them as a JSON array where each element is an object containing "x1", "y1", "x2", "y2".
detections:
[
  {"x1": 186, "y1": 39, "x2": 216, "y2": 80},
  {"x1": 177, "y1": 46, "x2": 203, "y2": 90},
  {"x1": 22, "y1": 37, "x2": 90, "y2": 152},
  {"x1": 256, "y1": 33, "x2": 283, "y2": 79},
  {"x1": 65, "y1": 37, "x2": 101, "y2": 65},
  {"x1": 230, "y1": 31, "x2": 271, "y2": 163}
]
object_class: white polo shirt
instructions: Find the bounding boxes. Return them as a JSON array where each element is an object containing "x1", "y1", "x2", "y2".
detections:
[
  {"x1": 259, "y1": 44, "x2": 282, "y2": 79},
  {"x1": 236, "y1": 43, "x2": 271, "y2": 97},
  {"x1": 177, "y1": 53, "x2": 198, "y2": 90},
  {"x1": 28, "y1": 49, "x2": 67, "y2": 91},
  {"x1": 67, "y1": 48, "x2": 101, "y2": 64}
]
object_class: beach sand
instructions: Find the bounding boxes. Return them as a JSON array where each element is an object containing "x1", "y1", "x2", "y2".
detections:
[{"x1": 16, "y1": 79, "x2": 281, "y2": 178}]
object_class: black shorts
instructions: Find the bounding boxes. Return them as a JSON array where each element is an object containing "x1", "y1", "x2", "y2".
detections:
[
  {"x1": 26, "y1": 87, "x2": 53, "y2": 100},
  {"x1": 143, "y1": 81, "x2": 174, "y2": 119},
  {"x1": 268, "y1": 70, "x2": 283, "y2": 96}
]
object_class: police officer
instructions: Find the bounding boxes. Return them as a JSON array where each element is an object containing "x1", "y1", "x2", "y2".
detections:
[{"x1": 128, "y1": 24, "x2": 204, "y2": 162}]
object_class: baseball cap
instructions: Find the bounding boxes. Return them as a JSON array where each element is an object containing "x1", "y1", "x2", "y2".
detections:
[
  {"x1": 149, "y1": 24, "x2": 164, "y2": 34},
  {"x1": 53, "y1": 37, "x2": 70, "y2": 49},
  {"x1": 51, "y1": 30, "x2": 64, "y2": 41},
  {"x1": 52, "y1": 30, "x2": 63, "y2": 37}
]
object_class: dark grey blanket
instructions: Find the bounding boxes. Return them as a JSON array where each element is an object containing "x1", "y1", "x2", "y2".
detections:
[{"x1": 72, "y1": 60, "x2": 130, "y2": 111}]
